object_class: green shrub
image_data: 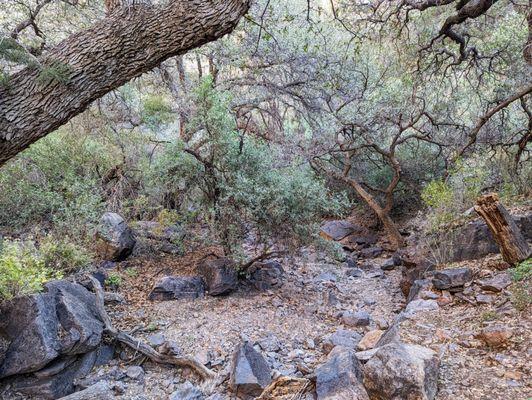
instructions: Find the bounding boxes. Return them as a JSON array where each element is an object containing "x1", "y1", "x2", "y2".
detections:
[
  {"x1": 511, "y1": 258, "x2": 531, "y2": 282},
  {"x1": 0, "y1": 239, "x2": 62, "y2": 302},
  {"x1": 421, "y1": 180, "x2": 453, "y2": 209},
  {"x1": 40, "y1": 236, "x2": 93, "y2": 274}
]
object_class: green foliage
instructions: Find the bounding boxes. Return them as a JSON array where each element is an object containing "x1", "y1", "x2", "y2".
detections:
[
  {"x1": 421, "y1": 180, "x2": 453, "y2": 209},
  {"x1": 0, "y1": 129, "x2": 110, "y2": 240},
  {"x1": 511, "y1": 258, "x2": 532, "y2": 282},
  {"x1": 0, "y1": 239, "x2": 62, "y2": 302},
  {"x1": 40, "y1": 236, "x2": 93, "y2": 274},
  {"x1": 141, "y1": 95, "x2": 173, "y2": 127},
  {"x1": 105, "y1": 273, "x2": 122, "y2": 288}
]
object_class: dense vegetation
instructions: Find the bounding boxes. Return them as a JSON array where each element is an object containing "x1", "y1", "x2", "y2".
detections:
[{"x1": 0, "y1": 0, "x2": 530, "y2": 300}]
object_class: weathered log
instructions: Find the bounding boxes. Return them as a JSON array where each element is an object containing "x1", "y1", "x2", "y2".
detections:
[
  {"x1": 474, "y1": 193, "x2": 531, "y2": 265},
  {"x1": 88, "y1": 276, "x2": 215, "y2": 380}
]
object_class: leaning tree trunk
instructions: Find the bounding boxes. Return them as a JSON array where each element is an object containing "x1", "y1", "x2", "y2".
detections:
[
  {"x1": 474, "y1": 193, "x2": 531, "y2": 265},
  {"x1": 0, "y1": 0, "x2": 249, "y2": 166}
]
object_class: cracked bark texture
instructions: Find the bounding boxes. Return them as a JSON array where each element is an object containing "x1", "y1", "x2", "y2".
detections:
[{"x1": 0, "y1": 0, "x2": 250, "y2": 166}]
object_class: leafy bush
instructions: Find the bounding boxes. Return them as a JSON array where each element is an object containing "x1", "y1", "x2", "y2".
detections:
[
  {"x1": 40, "y1": 236, "x2": 93, "y2": 274},
  {"x1": 0, "y1": 239, "x2": 62, "y2": 302},
  {"x1": 511, "y1": 258, "x2": 531, "y2": 282}
]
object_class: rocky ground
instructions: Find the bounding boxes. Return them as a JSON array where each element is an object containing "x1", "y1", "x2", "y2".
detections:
[{"x1": 1, "y1": 214, "x2": 531, "y2": 399}]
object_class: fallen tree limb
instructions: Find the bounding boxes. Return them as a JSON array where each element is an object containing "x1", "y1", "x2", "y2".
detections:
[{"x1": 88, "y1": 276, "x2": 215, "y2": 380}]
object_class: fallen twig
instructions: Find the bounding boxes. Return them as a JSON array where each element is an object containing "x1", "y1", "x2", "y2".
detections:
[{"x1": 89, "y1": 276, "x2": 215, "y2": 380}]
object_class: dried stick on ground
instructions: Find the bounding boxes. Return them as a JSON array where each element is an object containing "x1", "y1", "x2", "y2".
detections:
[
  {"x1": 88, "y1": 276, "x2": 215, "y2": 380},
  {"x1": 474, "y1": 193, "x2": 531, "y2": 265}
]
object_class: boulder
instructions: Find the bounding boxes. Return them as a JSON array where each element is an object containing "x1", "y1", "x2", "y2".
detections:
[
  {"x1": 322, "y1": 329, "x2": 362, "y2": 354},
  {"x1": 230, "y1": 342, "x2": 272, "y2": 398},
  {"x1": 133, "y1": 220, "x2": 185, "y2": 256},
  {"x1": 148, "y1": 276, "x2": 205, "y2": 301},
  {"x1": 320, "y1": 220, "x2": 361, "y2": 241},
  {"x1": 0, "y1": 280, "x2": 104, "y2": 379},
  {"x1": 432, "y1": 267, "x2": 473, "y2": 290},
  {"x1": 95, "y1": 212, "x2": 136, "y2": 261},
  {"x1": 341, "y1": 311, "x2": 371, "y2": 327},
  {"x1": 363, "y1": 342, "x2": 439, "y2": 400},
  {"x1": 380, "y1": 258, "x2": 395, "y2": 271},
  {"x1": 197, "y1": 257, "x2": 238, "y2": 296},
  {"x1": 247, "y1": 261, "x2": 285, "y2": 291},
  {"x1": 315, "y1": 346, "x2": 369, "y2": 399}
]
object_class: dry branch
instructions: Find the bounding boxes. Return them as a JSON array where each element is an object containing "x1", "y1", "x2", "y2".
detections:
[{"x1": 88, "y1": 276, "x2": 215, "y2": 380}]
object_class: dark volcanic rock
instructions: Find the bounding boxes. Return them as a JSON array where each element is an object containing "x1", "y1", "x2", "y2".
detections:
[
  {"x1": 247, "y1": 261, "x2": 285, "y2": 291},
  {"x1": 432, "y1": 267, "x2": 473, "y2": 290},
  {"x1": 380, "y1": 258, "x2": 395, "y2": 271},
  {"x1": 320, "y1": 220, "x2": 361, "y2": 241},
  {"x1": 148, "y1": 276, "x2": 205, "y2": 301},
  {"x1": 95, "y1": 212, "x2": 136, "y2": 261},
  {"x1": 230, "y1": 342, "x2": 272, "y2": 398},
  {"x1": 0, "y1": 280, "x2": 104, "y2": 379},
  {"x1": 197, "y1": 257, "x2": 238, "y2": 296},
  {"x1": 363, "y1": 342, "x2": 440, "y2": 400},
  {"x1": 315, "y1": 346, "x2": 369, "y2": 399}
]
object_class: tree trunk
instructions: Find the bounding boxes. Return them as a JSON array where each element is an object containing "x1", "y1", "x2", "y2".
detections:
[
  {"x1": 0, "y1": 0, "x2": 249, "y2": 166},
  {"x1": 474, "y1": 193, "x2": 531, "y2": 265}
]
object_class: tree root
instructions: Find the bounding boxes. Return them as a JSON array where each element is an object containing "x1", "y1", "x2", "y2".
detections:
[{"x1": 89, "y1": 276, "x2": 215, "y2": 380}]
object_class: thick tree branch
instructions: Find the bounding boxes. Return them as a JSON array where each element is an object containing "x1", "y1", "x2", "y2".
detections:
[{"x1": 0, "y1": 0, "x2": 250, "y2": 167}]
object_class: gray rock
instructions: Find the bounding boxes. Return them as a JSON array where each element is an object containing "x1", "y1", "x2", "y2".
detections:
[
  {"x1": 247, "y1": 261, "x2": 285, "y2": 290},
  {"x1": 125, "y1": 366, "x2": 144, "y2": 381},
  {"x1": 170, "y1": 381, "x2": 204, "y2": 400},
  {"x1": 363, "y1": 342, "x2": 440, "y2": 400},
  {"x1": 320, "y1": 220, "x2": 360, "y2": 241},
  {"x1": 0, "y1": 281, "x2": 104, "y2": 379},
  {"x1": 432, "y1": 267, "x2": 473, "y2": 290},
  {"x1": 479, "y1": 273, "x2": 512, "y2": 292},
  {"x1": 316, "y1": 271, "x2": 338, "y2": 282},
  {"x1": 95, "y1": 212, "x2": 136, "y2": 261},
  {"x1": 406, "y1": 279, "x2": 432, "y2": 303},
  {"x1": 380, "y1": 258, "x2": 395, "y2": 271},
  {"x1": 230, "y1": 341, "x2": 272, "y2": 398},
  {"x1": 147, "y1": 333, "x2": 165, "y2": 347},
  {"x1": 345, "y1": 257, "x2": 358, "y2": 268},
  {"x1": 315, "y1": 346, "x2": 369, "y2": 399},
  {"x1": 258, "y1": 334, "x2": 281, "y2": 352},
  {"x1": 346, "y1": 268, "x2": 363, "y2": 278},
  {"x1": 341, "y1": 311, "x2": 371, "y2": 327},
  {"x1": 148, "y1": 276, "x2": 205, "y2": 301},
  {"x1": 322, "y1": 329, "x2": 362, "y2": 354},
  {"x1": 197, "y1": 257, "x2": 238, "y2": 296}
]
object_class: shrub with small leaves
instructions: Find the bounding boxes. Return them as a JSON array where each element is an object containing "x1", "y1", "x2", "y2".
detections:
[
  {"x1": 40, "y1": 236, "x2": 93, "y2": 274},
  {"x1": 0, "y1": 239, "x2": 62, "y2": 302}
]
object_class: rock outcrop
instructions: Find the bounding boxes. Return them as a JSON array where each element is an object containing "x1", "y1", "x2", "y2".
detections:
[
  {"x1": 247, "y1": 261, "x2": 285, "y2": 291},
  {"x1": 148, "y1": 276, "x2": 205, "y2": 301}
]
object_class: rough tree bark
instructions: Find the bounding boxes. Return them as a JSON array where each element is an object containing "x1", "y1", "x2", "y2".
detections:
[
  {"x1": 475, "y1": 193, "x2": 531, "y2": 265},
  {"x1": 0, "y1": 0, "x2": 250, "y2": 166}
]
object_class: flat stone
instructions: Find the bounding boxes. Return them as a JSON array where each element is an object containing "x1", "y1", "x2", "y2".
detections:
[
  {"x1": 170, "y1": 381, "x2": 204, "y2": 400},
  {"x1": 346, "y1": 268, "x2": 363, "y2": 278},
  {"x1": 380, "y1": 258, "x2": 396, "y2": 271},
  {"x1": 147, "y1": 333, "x2": 165, "y2": 347},
  {"x1": 404, "y1": 299, "x2": 439, "y2": 317},
  {"x1": 359, "y1": 247, "x2": 383, "y2": 259},
  {"x1": 478, "y1": 325, "x2": 513, "y2": 347},
  {"x1": 125, "y1": 366, "x2": 144, "y2": 381},
  {"x1": 432, "y1": 268, "x2": 473, "y2": 290},
  {"x1": 479, "y1": 273, "x2": 512, "y2": 292}
]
